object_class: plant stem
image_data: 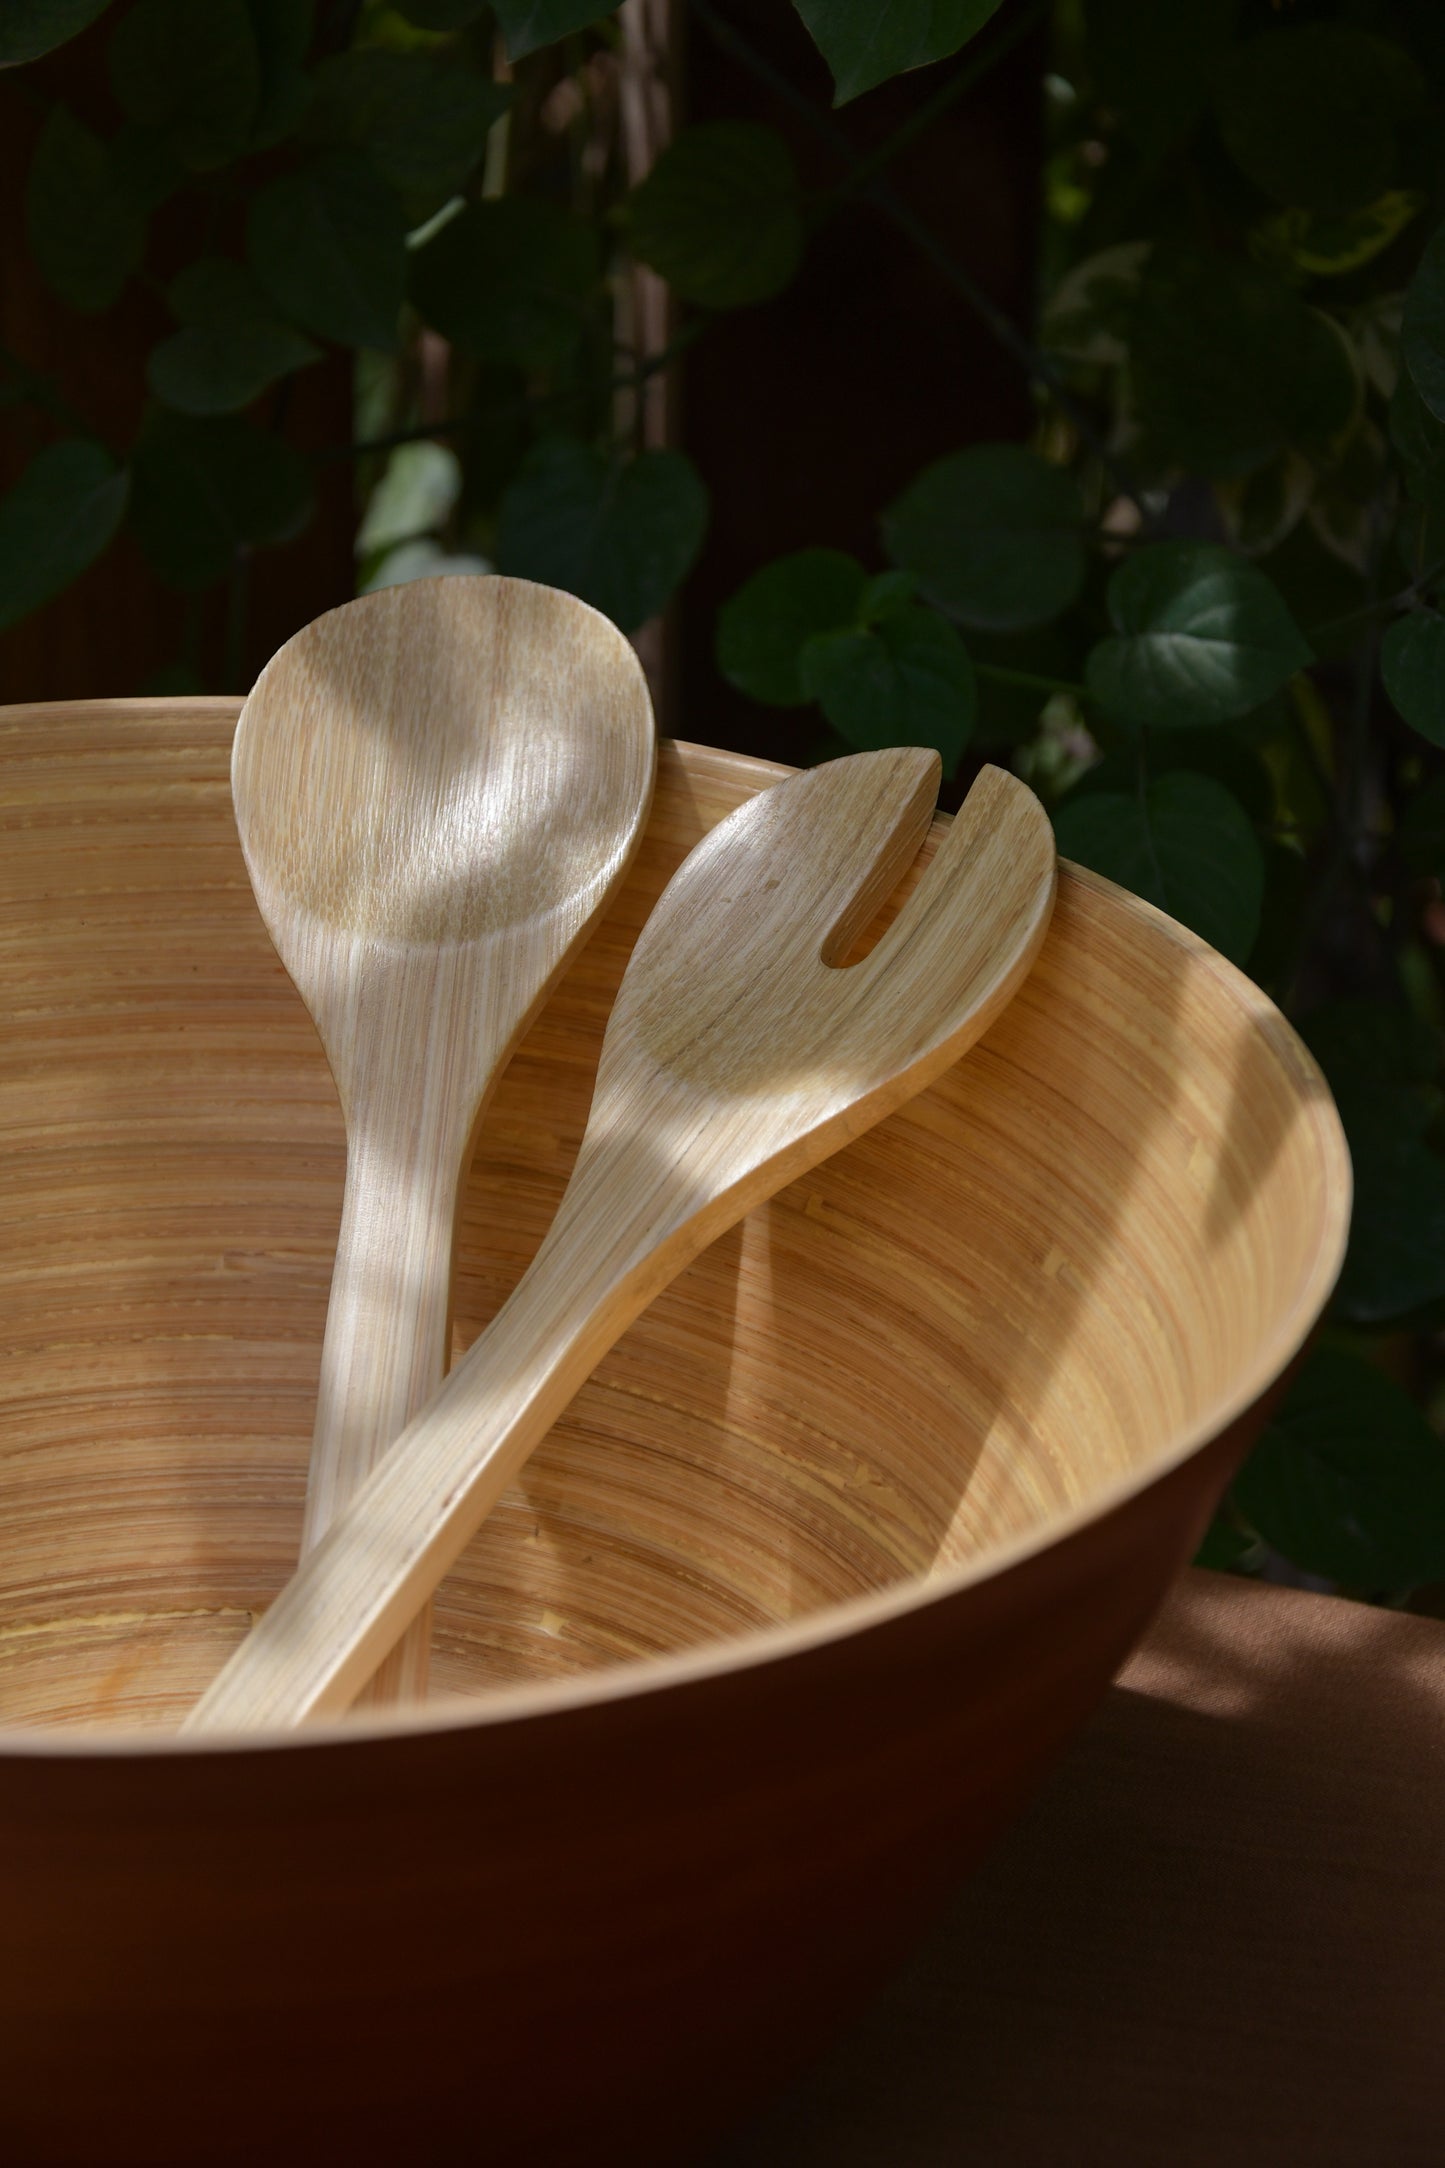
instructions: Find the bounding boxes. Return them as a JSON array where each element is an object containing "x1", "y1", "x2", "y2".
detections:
[
  {"x1": 975, "y1": 660, "x2": 1089, "y2": 699},
  {"x1": 1306, "y1": 559, "x2": 1445, "y2": 645}
]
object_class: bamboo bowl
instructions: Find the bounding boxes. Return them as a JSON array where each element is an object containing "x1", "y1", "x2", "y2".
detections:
[{"x1": 0, "y1": 701, "x2": 1348, "y2": 2167}]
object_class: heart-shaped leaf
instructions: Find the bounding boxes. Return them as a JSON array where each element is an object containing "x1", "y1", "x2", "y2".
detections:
[
  {"x1": 1086, "y1": 543, "x2": 1311, "y2": 730},
  {"x1": 248, "y1": 152, "x2": 407, "y2": 351},
  {"x1": 25, "y1": 104, "x2": 146, "y2": 314},
  {"x1": 1052, "y1": 770, "x2": 1264, "y2": 963},
  {"x1": 629, "y1": 123, "x2": 803, "y2": 310},
  {"x1": 1234, "y1": 1348, "x2": 1445, "y2": 1589},
  {"x1": 0, "y1": 440, "x2": 128, "y2": 633},
  {"x1": 109, "y1": 0, "x2": 260, "y2": 171},
  {"x1": 717, "y1": 549, "x2": 867, "y2": 706},
  {"x1": 1382, "y1": 613, "x2": 1445, "y2": 747},
  {"x1": 1403, "y1": 220, "x2": 1445, "y2": 425},
  {"x1": 304, "y1": 49, "x2": 509, "y2": 216},
  {"x1": 799, "y1": 606, "x2": 976, "y2": 776},
  {"x1": 410, "y1": 197, "x2": 598, "y2": 369},
  {"x1": 1, "y1": 0, "x2": 113, "y2": 66},
  {"x1": 130, "y1": 412, "x2": 314, "y2": 589},
  {"x1": 497, "y1": 438, "x2": 708, "y2": 632},
  {"x1": 1215, "y1": 26, "x2": 1424, "y2": 215},
  {"x1": 882, "y1": 445, "x2": 1086, "y2": 632},
  {"x1": 793, "y1": 0, "x2": 1004, "y2": 106},
  {"x1": 147, "y1": 259, "x2": 320, "y2": 415}
]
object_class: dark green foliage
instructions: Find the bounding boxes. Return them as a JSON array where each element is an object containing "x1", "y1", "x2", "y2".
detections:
[
  {"x1": 1053, "y1": 773, "x2": 1264, "y2": 965},
  {"x1": 717, "y1": 550, "x2": 869, "y2": 706},
  {"x1": 1085, "y1": 544, "x2": 1311, "y2": 731},
  {"x1": 130, "y1": 413, "x2": 314, "y2": 587},
  {"x1": 0, "y1": 0, "x2": 113, "y2": 65},
  {"x1": 800, "y1": 606, "x2": 976, "y2": 775},
  {"x1": 147, "y1": 261, "x2": 320, "y2": 416},
  {"x1": 1129, "y1": 251, "x2": 1359, "y2": 478},
  {"x1": 6, "y1": 0, "x2": 1445, "y2": 1605},
  {"x1": 303, "y1": 50, "x2": 508, "y2": 216},
  {"x1": 491, "y1": 0, "x2": 621, "y2": 61},
  {"x1": 497, "y1": 440, "x2": 708, "y2": 633},
  {"x1": 628, "y1": 124, "x2": 803, "y2": 309},
  {"x1": 26, "y1": 104, "x2": 146, "y2": 313},
  {"x1": 1232, "y1": 1350, "x2": 1445, "y2": 1589},
  {"x1": 794, "y1": 0, "x2": 1005, "y2": 106},
  {"x1": 410, "y1": 199, "x2": 598, "y2": 368},
  {"x1": 248, "y1": 153, "x2": 408, "y2": 352},
  {"x1": 0, "y1": 442, "x2": 128, "y2": 631},
  {"x1": 882, "y1": 446, "x2": 1086, "y2": 630},
  {"x1": 109, "y1": 0, "x2": 261, "y2": 170},
  {"x1": 1214, "y1": 26, "x2": 1424, "y2": 214}
]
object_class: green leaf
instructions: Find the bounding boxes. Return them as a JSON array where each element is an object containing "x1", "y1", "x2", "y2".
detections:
[
  {"x1": 1400, "y1": 773, "x2": 1445, "y2": 875},
  {"x1": 129, "y1": 412, "x2": 315, "y2": 589},
  {"x1": 1302, "y1": 1006, "x2": 1445, "y2": 1324},
  {"x1": 628, "y1": 123, "x2": 802, "y2": 310},
  {"x1": 1086, "y1": 544, "x2": 1310, "y2": 732},
  {"x1": 1250, "y1": 193, "x2": 1424, "y2": 282},
  {"x1": 1052, "y1": 772, "x2": 1264, "y2": 965},
  {"x1": 409, "y1": 197, "x2": 598, "y2": 369},
  {"x1": 0, "y1": 0, "x2": 113, "y2": 65},
  {"x1": 1302, "y1": 1000, "x2": 1440, "y2": 1100},
  {"x1": 248, "y1": 152, "x2": 408, "y2": 352},
  {"x1": 1234, "y1": 1348, "x2": 1445, "y2": 1589},
  {"x1": 0, "y1": 441, "x2": 128, "y2": 633},
  {"x1": 1086, "y1": 0, "x2": 1239, "y2": 159},
  {"x1": 109, "y1": 0, "x2": 261, "y2": 171},
  {"x1": 717, "y1": 549, "x2": 867, "y2": 706},
  {"x1": 491, "y1": 0, "x2": 622, "y2": 61},
  {"x1": 793, "y1": 0, "x2": 1004, "y2": 106},
  {"x1": 881, "y1": 445, "x2": 1085, "y2": 633},
  {"x1": 362, "y1": 539, "x2": 490, "y2": 592},
  {"x1": 1215, "y1": 26, "x2": 1424, "y2": 216},
  {"x1": 497, "y1": 439, "x2": 707, "y2": 633},
  {"x1": 147, "y1": 260, "x2": 320, "y2": 416},
  {"x1": 25, "y1": 104, "x2": 146, "y2": 315},
  {"x1": 304, "y1": 49, "x2": 508, "y2": 216},
  {"x1": 1390, "y1": 372, "x2": 1445, "y2": 501},
  {"x1": 1130, "y1": 251, "x2": 1360, "y2": 478},
  {"x1": 799, "y1": 607, "x2": 975, "y2": 776},
  {"x1": 1402, "y1": 220, "x2": 1445, "y2": 427},
  {"x1": 245, "y1": 0, "x2": 314, "y2": 151},
  {"x1": 1382, "y1": 613, "x2": 1445, "y2": 748},
  {"x1": 1074, "y1": 730, "x2": 1274, "y2": 825}
]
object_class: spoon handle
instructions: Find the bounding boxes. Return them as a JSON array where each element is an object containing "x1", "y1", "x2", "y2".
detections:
[
  {"x1": 301, "y1": 1107, "x2": 474, "y2": 1703},
  {"x1": 185, "y1": 1126, "x2": 702, "y2": 1732}
]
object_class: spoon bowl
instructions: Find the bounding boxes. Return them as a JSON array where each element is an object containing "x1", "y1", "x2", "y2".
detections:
[{"x1": 233, "y1": 576, "x2": 655, "y2": 1700}]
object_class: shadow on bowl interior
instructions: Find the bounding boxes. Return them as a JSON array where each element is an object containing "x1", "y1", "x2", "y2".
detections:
[{"x1": 0, "y1": 702, "x2": 1349, "y2": 2167}]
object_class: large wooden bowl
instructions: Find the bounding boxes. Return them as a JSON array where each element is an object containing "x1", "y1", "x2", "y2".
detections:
[{"x1": 0, "y1": 700, "x2": 1348, "y2": 2166}]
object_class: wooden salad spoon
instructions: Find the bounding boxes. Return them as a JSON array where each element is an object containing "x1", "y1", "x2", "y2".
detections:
[
  {"x1": 229, "y1": 575, "x2": 655, "y2": 1706},
  {"x1": 188, "y1": 749, "x2": 1055, "y2": 1733}
]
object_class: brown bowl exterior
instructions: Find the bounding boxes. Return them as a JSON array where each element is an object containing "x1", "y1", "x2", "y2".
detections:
[{"x1": 0, "y1": 703, "x2": 1348, "y2": 2167}]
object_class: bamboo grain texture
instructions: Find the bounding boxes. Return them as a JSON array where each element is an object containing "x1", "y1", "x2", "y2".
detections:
[
  {"x1": 0, "y1": 706, "x2": 1348, "y2": 1735},
  {"x1": 230, "y1": 577, "x2": 655, "y2": 1704},
  {"x1": 186, "y1": 753, "x2": 1057, "y2": 1729}
]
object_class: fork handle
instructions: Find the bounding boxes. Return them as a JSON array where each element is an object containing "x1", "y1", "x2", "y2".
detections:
[{"x1": 184, "y1": 1126, "x2": 694, "y2": 1732}]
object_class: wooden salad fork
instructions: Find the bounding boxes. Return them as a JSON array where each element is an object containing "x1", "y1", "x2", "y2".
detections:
[
  {"x1": 187, "y1": 748, "x2": 1055, "y2": 1732},
  {"x1": 229, "y1": 575, "x2": 655, "y2": 1704}
]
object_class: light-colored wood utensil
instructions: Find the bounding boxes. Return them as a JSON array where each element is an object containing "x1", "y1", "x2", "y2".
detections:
[
  {"x1": 186, "y1": 750, "x2": 1057, "y2": 1732},
  {"x1": 230, "y1": 575, "x2": 655, "y2": 1705}
]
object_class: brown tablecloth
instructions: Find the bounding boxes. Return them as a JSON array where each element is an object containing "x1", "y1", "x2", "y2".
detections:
[{"x1": 718, "y1": 1570, "x2": 1445, "y2": 2165}]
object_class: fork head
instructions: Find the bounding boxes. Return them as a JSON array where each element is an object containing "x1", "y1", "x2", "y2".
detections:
[{"x1": 608, "y1": 749, "x2": 1055, "y2": 1123}]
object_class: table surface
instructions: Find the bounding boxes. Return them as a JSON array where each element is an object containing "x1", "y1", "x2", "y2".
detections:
[{"x1": 717, "y1": 1569, "x2": 1445, "y2": 2166}]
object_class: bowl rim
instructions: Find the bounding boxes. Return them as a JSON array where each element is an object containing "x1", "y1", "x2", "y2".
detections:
[{"x1": 0, "y1": 709, "x2": 1352, "y2": 1761}]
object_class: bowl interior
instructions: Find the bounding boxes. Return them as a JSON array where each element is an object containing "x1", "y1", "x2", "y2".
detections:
[{"x1": 0, "y1": 703, "x2": 1347, "y2": 1734}]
